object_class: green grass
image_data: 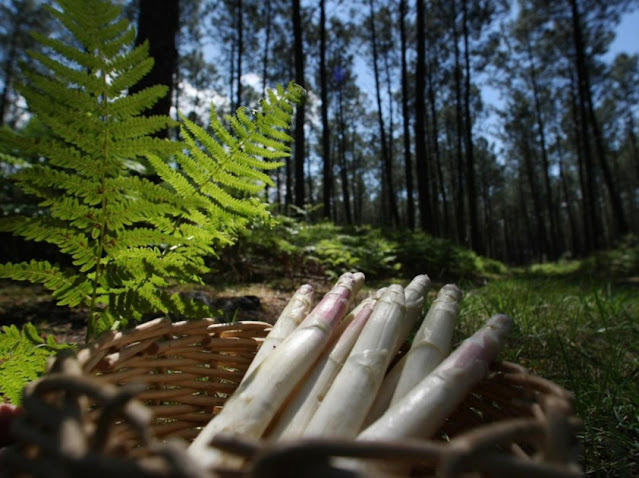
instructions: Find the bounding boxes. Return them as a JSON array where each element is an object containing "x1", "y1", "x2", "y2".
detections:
[{"x1": 458, "y1": 275, "x2": 638, "y2": 477}]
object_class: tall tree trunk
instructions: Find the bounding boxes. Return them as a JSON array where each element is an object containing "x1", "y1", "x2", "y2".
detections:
[
  {"x1": 399, "y1": 0, "x2": 415, "y2": 230},
  {"x1": 556, "y1": 134, "x2": 581, "y2": 255},
  {"x1": 236, "y1": 0, "x2": 243, "y2": 110},
  {"x1": 451, "y1": 0, "x2": 465, "y2": 244},
  {"x1": 368, "y1": 0, "x2": 399, "y2": 226},
  {"x1": 338, "y1": 88, "x2": 353, "y2": 224},
  {"x1": 517, "y1": 167, "x2": 534, "y2": 262},
  {"x1": 521, "y1": 130, "x2": 549, "y2": 261},
  {"x1": 414, "y1": 0, "x2": 433, "y2": 233},
  {"x1": 461, "y1": 0, "x2": 480, "y2": 252},
  {"x1": 262, "y1": 0, "x2": 273, "y2": 202},
  {"x1": 319, "y1": 0, "x2": 332, "y2": 218},
  {"x1": 568, "y1": 0, "x2": 628, "y2": 238},
  {"x1": 292, "y1": 0, "x2": 306, "y2": 208},
  {"x1": 0, "y1": 11, "x2": 22, "y2": 127},
  {"x1": 628, "y1": 115, "x2": 639, "y2": 184},
  {"x1": 568, "y1": 39, "x2": 599, "y2": 251},
  {"x1": 130, "y1": 0, "x2": 180, "y2": 138},
  {"x1": 525, "y1": 37, "x2": 559, "y2": 259},
  {"x1": 426, "y1": 44, "x2": 449, "y2": 237},
  {"x1": 383, "y1": 46, "x2": 397, "y2": 223}
]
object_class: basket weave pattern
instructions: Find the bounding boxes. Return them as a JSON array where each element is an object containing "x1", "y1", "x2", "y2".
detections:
[{"x1": 0, "y1": 318, "x2": 582, "y2": 477}]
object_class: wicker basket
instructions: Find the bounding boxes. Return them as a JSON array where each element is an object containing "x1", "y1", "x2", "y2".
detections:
[{"x1": 0, "y1": 318, "x2": 583, "y2": 478}]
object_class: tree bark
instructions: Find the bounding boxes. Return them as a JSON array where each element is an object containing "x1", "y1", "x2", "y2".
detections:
[
  {"x1": 567, "y1": 15, "x2": 599, "y2": 251},
  {"x1": 414, "y1": 0, "x2": 433, "y2": 233},
  {"x1": 426, "y1": 44, "x2": 448, "y2": 237},
  {"x1": 568, "y1": 0, "x2": 628, "y2": 238},
  {"x1": 368, "y1": 0, "x2": 399, "y2": 226},
  {"x1": 399, "y1": 0, "x2": 415, "y2": 230},
  {"x1": 130, "y1": 0, "x2": 180, "y2": 138},
  {"x1": 319, "y1": 0, "x2": 332, "y2": 218},
  {"x1": 292, "y1": 0, "x2": 306, "y2": 208},
  {"x1": 451, "y1": 0, "x2": 465, "y2": 244},
  {"x1": 525, "y1": 36, "x2": 559, "y2": 259},
  {"x1": 236, "y1": 0, "x2": 243, "y2": 110},
  {"x1": 337, "y1": 87, "x2": 353, "y2": 224},
  {"x1": 461, "y1": 0, "x2": 480, "y2": 252},
  {"x1": 0, "y1": 9, "x2": 22, "y2": 127}
]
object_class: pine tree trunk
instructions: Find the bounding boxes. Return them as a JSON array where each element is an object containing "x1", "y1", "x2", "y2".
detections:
[
  {"x1": 399, "y1": 0, "x2": 415, "y2": 230},
  {"x1": 525, "y1": 37, "x2": 559, "y2": 259},
  {"x1": 461, "y1": 0, "x2": 480, "y2": 253},
  {"x1": 568, "y1": 32, "x2": 599, "y2": 251},
  {"x1": 292, "y1": 0, "x2": 306, "y2": 208},
  {"x1": 338, "y1": 88, "x2": 353, "y2": 224},
  {"x1": 568, "y1": 0, "x2": 628, "y2": 238},
  {"x1": 262, "y1": 0, "x2": 273, "y2": 202},
  {"x1": 0, "y1": 13, "x2": 22, "y2": 127},
  {"x1": 556, "y1": 135, "x2": 581, "y2": 255},
  {"x1": 368, "y1": 0, "x2": 399, "y2": 226},
  {"x1": 414, "y1": 0, "x2": 433, "y2": 233},
  {"x1": 427, "y1": 45, "x2": 449, "y2": 237},
  {"x1": 451, "y1": 0, "x2": 465, "y2": 245},
  {"x1": 130, "y1": 0, "x2": 179, "y2": 138},
  {"x1": 236, "y1": 0, "x2": 243, "y2": 110},
  {"x1": 319, "y1": 0, "x2": 332, "y2": 219}
]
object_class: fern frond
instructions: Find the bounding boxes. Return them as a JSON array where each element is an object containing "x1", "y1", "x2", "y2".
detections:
[
  {"x1": 0, "y1": 324, "x2": 71, "y2": 404},
  {"x1": 1, "y1": 0, "x2": 302, "y2": 340}
]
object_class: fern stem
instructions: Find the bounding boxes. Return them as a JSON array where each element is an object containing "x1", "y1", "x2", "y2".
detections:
[{"x1": 86, "y1": 74, "x2": 111, "y2": 343}]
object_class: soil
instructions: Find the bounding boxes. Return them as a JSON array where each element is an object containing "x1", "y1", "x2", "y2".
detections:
[{"x1": 0, "y1": 278, "x2": 336, "y2": 345}]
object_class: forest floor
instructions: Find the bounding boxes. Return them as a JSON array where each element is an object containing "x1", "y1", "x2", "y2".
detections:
[
  {"x1": 0, "y1": 278, "x2": 335, "y2": 344},
  {"x1": 1, "y1": 274, "x2": 637, "y2": 477}
]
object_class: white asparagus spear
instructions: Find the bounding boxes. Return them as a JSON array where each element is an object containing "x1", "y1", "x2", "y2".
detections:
[
  {"x1": 188, "y1": 272, "x2": 364, "y2": 469},
  {"x1": 269, "y1": 290, "x2": 384, "y2": 440},
  {"x1": 362, "y1": 275, "x2": 434, "y2": 425},
  {"x1": 356, "y1": 313, "x2": 513, "y2": 443},
  {"x1": 243, "y1": 283, "x2": 314, "y2": 379},
  {"x1": 302, "y1": 285, "x2": 406, "y2": 439},
  {"x1": 390, "y1": 274, "x2": 431, "y2": 356},
  {"x1": 389, "y1": 283, "x2": 461, "y2": 406}
]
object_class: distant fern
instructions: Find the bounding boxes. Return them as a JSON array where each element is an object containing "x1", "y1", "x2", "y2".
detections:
[
  {"x1": 0, "y1": 323, "x2": 70, "y2": 404},
  {"x1": 0, "y1": 0, "x2": 303, "y2": 340}
]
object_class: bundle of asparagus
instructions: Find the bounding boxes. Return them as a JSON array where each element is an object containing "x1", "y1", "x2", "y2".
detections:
[{"x1": 188, "y1": 272, "x2": 513, "y2": 472}]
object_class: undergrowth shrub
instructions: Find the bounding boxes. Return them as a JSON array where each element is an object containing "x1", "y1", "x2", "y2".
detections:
[{"x1": 216, "y1": 218, "x2": 502, "y2": 284}]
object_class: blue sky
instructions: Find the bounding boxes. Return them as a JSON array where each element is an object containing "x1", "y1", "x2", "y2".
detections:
[{"x1": 606, "y1": 8, "x2": 639, "y2": 61}]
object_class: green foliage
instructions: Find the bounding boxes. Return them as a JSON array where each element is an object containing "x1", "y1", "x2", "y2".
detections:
[
  {"x1": 0, "y1": 0, "x2": 303, "y2": 339},
  {"x1": 218, "y1": 217, "x2": 502, "y2": 284},
  {"x1": 0, "y1": 322, "x2": 71, "y2": 404}
]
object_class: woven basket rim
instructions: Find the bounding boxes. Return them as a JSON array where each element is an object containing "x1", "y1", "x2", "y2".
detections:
[{"x1": 1, "y1": 319, "x2": 583, "y2": 478}]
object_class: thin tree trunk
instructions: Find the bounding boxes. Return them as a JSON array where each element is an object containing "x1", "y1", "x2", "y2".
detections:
[
  {"x1": 568, "y1": 0, "x2": 628, "y2": 238},
  {"x1": 399, "y1": 0, "x2": 415, "y2": 230},
  {"x1": 517, "y1": 166, "x2": 535, "y2": 262},
  {"x1": 451, "y1": 0, "x2": 465, "y2": 244},
  {"x1": 0, "y1": 12, "x2": 22, "y2": 127},
  {"x1": 338, "y1": 88, "x2": 353, "y2": 224},
  {"x1": 426, "y1": 45, "x2": 449, "y2": 237},
  {"x1": 525, "y1": 37, "x2": 559, "y2": 259},
  {"x1": 556, "y1": 134, "x2": 581, "y2": 256},
  {"x1": 262, "y1": 0, "x2": 273, "y2": 202},
  {"x1": 319, "y1": 0, "x2": 332, "y2": 218},
  {"x1": 568, "y1": 43, "x2": 598, "y2": 251},
  {"x1": 521, "y1": 131, "x2": 549, "y2": 261},
  {"x1": 292, "y1": 0, "x2": 306, "y2": 208},
  {"x1": 368, "y1": 0, "x2": 399, "y2": 226},
  {"x1": 236, "y1": 0, "x2": 243, "y2": 110},
  {"x1": 461, "y1": 0, "x2": 480, "y2": 252},
  {"x1": 130, "y1": 0, "x2": 180, "y2": 138},
  {"x1": 414, "y1": 0, "x2": 433, "y2": 233}
]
